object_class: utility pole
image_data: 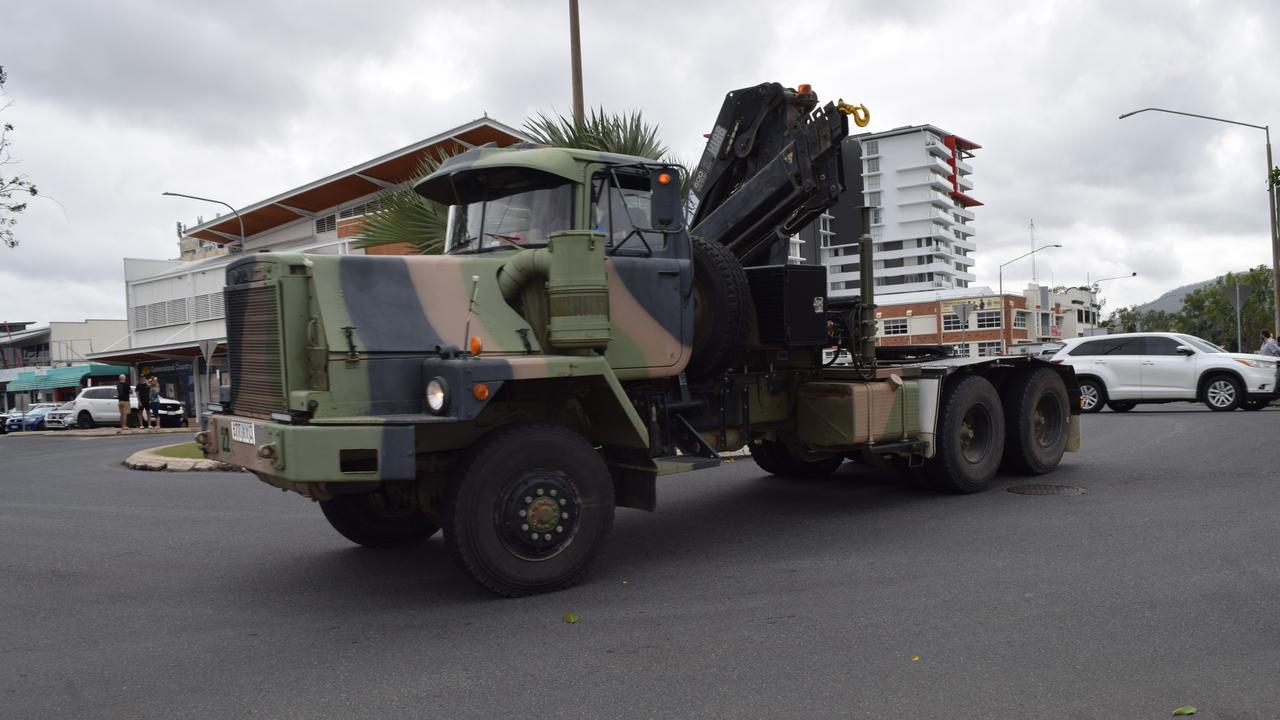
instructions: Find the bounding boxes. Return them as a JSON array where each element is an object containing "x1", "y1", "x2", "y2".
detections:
[{"x1": 568, "y1": 0, "x2": 584, "y2": 125}]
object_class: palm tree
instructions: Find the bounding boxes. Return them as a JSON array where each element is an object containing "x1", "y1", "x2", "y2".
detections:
[{"x1": 353, "y1": 109, "x2": 666, "y2": 254}]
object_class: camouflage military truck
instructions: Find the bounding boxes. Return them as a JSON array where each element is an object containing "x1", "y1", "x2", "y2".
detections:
[{"x1": 199, "y1": 83, "x2": 1081, "y2": 596}]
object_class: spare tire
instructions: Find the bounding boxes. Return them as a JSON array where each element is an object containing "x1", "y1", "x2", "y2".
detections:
[{"x1": 686, "y1": 236, "x2": 754, "y2": 379}]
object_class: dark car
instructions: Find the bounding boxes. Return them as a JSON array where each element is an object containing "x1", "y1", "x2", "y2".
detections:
[{"x1": 5, "y1": 405, "x2": 55, "y2": 432}]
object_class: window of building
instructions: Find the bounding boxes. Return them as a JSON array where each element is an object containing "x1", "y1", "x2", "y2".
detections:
[
  {"x1": 1013, "y1": 310, "x2": 1028, "y2": 329},
  {"x1": 866, "y1": 175, "x2": 880, "y2": 190},
  {"x1": 865, "y1": 157, "x2": 880, "y2": 173},
  {"x1": 883, "y1": 258, "x2": 904, "y2": 268},
  {"x1": 866, "y1": 191, "x2": 881, "y2": 207},
  {"x1": 950, "y1": 344, "x2": 970, "y2": 358},
  {"x1": 882, "y1": 318, "x2": 908, "y2": 335},
  {"x1": 881, "y1": 240, "x2": 903, "y2": 251},
  {"x1": 943, "y1": 314, "x2": 963, "y2": 332},
  {"x1": 863, "y1": 140, "x2": 879, "y2": 156},
  {"x1": 977, "y1": 341, "x2": 1003, "y2": 357},
  {"x1": 975, "y1": 310, "x2": 1001, "y2": 329},
  {"x1": 834, "y1": 263, "x2": 859, "y2": 274},
  {"x1": 870, "y1": 226, "x2": 883, "y2": 241},
  {"x1": 870, "y1": 207, "x2": 882, "y2": 225},
  {"x1": 315, "y1": 214, "x2": 337, "y2": 234}
]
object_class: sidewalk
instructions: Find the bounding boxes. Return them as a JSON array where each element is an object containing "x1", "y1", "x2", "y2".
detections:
[{"x1": 5, "y1": 426, "x2": 194, "y2": 439}]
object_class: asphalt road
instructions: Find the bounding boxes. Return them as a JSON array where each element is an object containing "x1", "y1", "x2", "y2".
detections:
[{"x1": 3, "y1": 408, "x2": 1280, "y2": 719}]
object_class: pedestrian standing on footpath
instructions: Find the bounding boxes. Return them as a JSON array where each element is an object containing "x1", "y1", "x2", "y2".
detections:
[
  {"x1": 115, "y1": 374, "x2": 131, "y2": 434},
  {"x1": 1259, "y1": 330, "x2": 1280, "y2": 357},
  {"x1": 148, "y1": 376, "x2": 162, "y2": 430},
  {"x1": 135, "y1": 375, "x2": 151, "y2": 430}
]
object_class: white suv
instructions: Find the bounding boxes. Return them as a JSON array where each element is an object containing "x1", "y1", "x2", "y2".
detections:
[
  {"x1": 1050, "y1": 332, "x2": 1280, "y2": 412},
  {"x1": 69, "y1": 387, "x2": 188, "y2": 428}
]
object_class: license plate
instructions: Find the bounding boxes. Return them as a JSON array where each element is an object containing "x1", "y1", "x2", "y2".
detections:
[{"x1": 230, "y1": 420, "x2": 256, "y2": 445}]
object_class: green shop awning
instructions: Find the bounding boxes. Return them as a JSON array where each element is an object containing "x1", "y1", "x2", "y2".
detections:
[{"x1": 5, "y1": 363, "x2": 130, "y2": 392}]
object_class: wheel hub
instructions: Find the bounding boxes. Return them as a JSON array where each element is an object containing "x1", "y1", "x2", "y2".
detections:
[
  {"x1": 1208, "y1": 380, "x2": 1235, "y2": 407},
  {"x1": 498, "y1": 470, "x2": 578, "y2": 560},
  {"x1": 959, "y1": 407, "x2": 992, "y2": 464}
]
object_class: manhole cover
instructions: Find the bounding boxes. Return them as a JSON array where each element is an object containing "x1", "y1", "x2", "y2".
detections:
[{"x1": 1007, "y1": 484, "x2": 1087, "y2": 496}]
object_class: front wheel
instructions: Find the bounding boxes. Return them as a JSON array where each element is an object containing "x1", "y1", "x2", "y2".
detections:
[
  {"x1": 751, "y1": 440, "x2": 844, "y2": 477},
  {"x1": 444, "y1": 423, "x2": 615, "y2": 597},
  {"x1": 1077, "y1": 378, "x2": 1106, "y2": 414},
  {"x1": 1203, "y1": 375, "x2": 1244, "y2": 411},
  {"x1": 926, "y1": 374, "x2": 1006, "y2": 493},
  {"x1": 320, "y1": 490, "x2": 440, "y2": 548}
]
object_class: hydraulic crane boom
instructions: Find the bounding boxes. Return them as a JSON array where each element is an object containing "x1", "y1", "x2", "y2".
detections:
[{"x1": 686, "y1": 82, "x2": 859, "y2": 267}]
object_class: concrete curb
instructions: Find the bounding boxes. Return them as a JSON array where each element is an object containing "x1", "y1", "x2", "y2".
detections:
[
  {"x1": 5, "y1": 426, "x2": 194, "y2": 439},
  {"x1": 124, "y1": 443, "x2": 238, "y2": 473}
]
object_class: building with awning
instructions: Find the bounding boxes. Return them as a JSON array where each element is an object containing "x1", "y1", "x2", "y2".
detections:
[
  {"x1": 6, "y1": 364, "x2": 130, "y2": 393},
  {"x1": 89, "y1": 116, "x2": 526, "y2": 417},
  {"x1": 1, "y1": 320, "x2": 129, "y2": 409}
]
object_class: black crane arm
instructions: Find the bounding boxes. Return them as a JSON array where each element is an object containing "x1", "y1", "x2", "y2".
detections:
[{"x1": 686, "y1": 82, "x2": 853, "y2": 267}]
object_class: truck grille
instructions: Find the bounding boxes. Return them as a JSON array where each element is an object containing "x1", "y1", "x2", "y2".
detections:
[{"x1": 226, "y1": 285, "x2": 285, "y2": 418}]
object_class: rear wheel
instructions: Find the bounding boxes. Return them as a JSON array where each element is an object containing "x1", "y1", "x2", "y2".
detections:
[
  {"x1": 77, "y1": 410, "x2": 95, "y2": 429},
  {"x1": 927, "y1": 374, "x2": 1005, "y2": 493},
  {"x1": 1077, "y1": 378, "x2": 1106, "y2": 413},
  {"x1": 444, "y1": 423, "x2": 614, "y2": 597},
  {"x1": 1107, "y1": 401, "x2": 1136, "y2": 412},
  {"x1": 320, "y1": 490, "x2": 439, "y2": 548},
  {"x1": 1203, "y1": 374, "x2": 1243, "y2": 411},
  {"x1": 750, "y1": 440, "x2": 844, "y2": 477},
  {"x1": 1002, "y1": 368, "x2": 1070, "y2": 475}
]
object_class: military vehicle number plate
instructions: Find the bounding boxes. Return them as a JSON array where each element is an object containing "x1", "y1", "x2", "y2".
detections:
[{"x1": 230, "y1": 420, "x2": 256, "y2": 445}]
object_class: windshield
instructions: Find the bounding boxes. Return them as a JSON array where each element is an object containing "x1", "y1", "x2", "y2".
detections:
[
  {"x1": 1176, "y1": 334, "x2": 1226, "y2": 353},
  {"x1": 28, "y1": 407, "x2": 52, "y2": 416},
  {"x1": 446, "y1": 183, "x2": 574, "y2": 254}
]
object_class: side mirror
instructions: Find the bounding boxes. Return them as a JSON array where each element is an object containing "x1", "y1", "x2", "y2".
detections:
[
  {"x1": 1175, "y1": 345, "x2": 1194, "y2": 356},
  {"x1": 650, "y1": 167, "x2": 683, "y2": 231}
]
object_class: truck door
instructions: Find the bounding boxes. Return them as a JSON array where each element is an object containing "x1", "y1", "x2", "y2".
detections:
[{"x1": 590, "y1": 166, "x2": 691, "y2": 377}]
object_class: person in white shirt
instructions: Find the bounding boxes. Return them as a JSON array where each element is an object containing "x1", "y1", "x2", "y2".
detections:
[{"x1": 1259, "y1": 330, "x2": 1280, "y2": 357}]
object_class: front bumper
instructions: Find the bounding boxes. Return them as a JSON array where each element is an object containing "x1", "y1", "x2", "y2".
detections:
[{"x1": 199, "y1": 414, "x2": 454, "y2": 488}]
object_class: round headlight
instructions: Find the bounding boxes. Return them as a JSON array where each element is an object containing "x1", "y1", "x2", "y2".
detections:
[{"x1": 426, "y1": 377, "x2": 448, "y2": 414}]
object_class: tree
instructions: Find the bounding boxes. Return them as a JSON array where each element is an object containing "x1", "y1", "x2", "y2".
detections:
[
  {"x1": 0, "y1": 66, "x2": 38, "y2": 249},
  {"x1": 1178, "y1": 266, "x2": 1275, "y2": 352},
  {"x1": 354, "y1": 108, "x2": 666, "y2": 254}
]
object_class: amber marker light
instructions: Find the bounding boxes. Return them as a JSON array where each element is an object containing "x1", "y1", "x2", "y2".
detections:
[
  {"x1": 797, "y1": 83, "x2": 812, "y2": 94},
  {"x1": 472, "y1": 383, "x2": 490, "y2": 401},
  {"x1": 469, "y1": 335, "x2": 483, "y2": 355},
  {"x1": 657, "y1": 172, "x2": 672, "y2": 185}
]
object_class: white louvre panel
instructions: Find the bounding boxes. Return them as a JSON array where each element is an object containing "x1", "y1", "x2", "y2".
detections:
[
  {"x1": 315, "y1": 214, "x2": 336, "y2": 233},
  {"x1": 131, "y1": 306, "x2": 149, "y2": 331},
  {"x1": 146, "y1": 303, "x2": 167, "y2": 328},
  {"x1": 338, "y1": 199, "x2": 385, "y2": 219},
  {"x1": 166, "y1": 299, "x2": 188, "y2": 324},
  {"x1": 210, "y1": 291, "x2": 225, "y2": 319},
  {"x1": 192, "y1": 293, "x2": 212, "y2": 321}
]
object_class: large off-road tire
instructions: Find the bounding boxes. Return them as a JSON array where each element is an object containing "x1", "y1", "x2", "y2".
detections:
[
  {"x1": 1076, "y1": 377, "x2": 1106, "y2": 414},
  {"x1": 1202, "y1": 374, "x2": 1244, "y2": 411},
  {"x1": 926, "y1": 374, "x2": 1005, "y2": 493},
  {"x1": 750, "y1": 439, "x2": 844, "y2": 477},
  {"x1": 320, "y1": 491, "x2": 440, "y2": 548},
  {"x1": 685, "y1": 235, "x2": 755, "y2": 380},
  {"x1": 1107, "y1": 401, "x2": 1136, "y2": 412},
  {"x1": 1001, "y1": 368, "x2": 1070, "y2": 475},
  {"x1": 77, "y1": 410, "x2": 96, "y2": 429},
  {"x1": 444, "y1": 423, "x2": 614, "y2": 597}
]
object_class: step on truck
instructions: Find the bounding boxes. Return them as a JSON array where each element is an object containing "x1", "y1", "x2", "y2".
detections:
[{"x1": 198, "y1": 82, "x2": 1081, "y2": 596}]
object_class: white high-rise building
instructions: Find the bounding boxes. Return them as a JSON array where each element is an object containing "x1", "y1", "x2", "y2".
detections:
[{"x1": 815, "y1": 125, "x2": 980, "y2": 300}]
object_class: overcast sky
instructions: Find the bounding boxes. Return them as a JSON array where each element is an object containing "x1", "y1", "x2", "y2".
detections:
[{"x1": 2, "y1": 0, "x2": 1277, "y2": 325}]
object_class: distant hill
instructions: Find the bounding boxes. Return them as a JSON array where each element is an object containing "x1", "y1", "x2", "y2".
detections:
[{"x1": 1136, "y1": 276, "x2": 1228, "y2": 314}]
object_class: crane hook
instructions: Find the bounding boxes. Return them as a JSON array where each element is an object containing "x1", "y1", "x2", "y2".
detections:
[{"x1": 836, "y1": 100, "x2": 871, "y2": 128}]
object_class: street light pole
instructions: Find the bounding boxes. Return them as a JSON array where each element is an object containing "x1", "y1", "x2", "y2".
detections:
[
  {"x1": 998, "y1": 243, "x2": 1063, "y2": 352},
  {"x1": 161, "y1": 192, "x2": 245, "y2": 251},
  {"x1": 1119, "y1": 108, "x2": 1280, "y2": 337}
]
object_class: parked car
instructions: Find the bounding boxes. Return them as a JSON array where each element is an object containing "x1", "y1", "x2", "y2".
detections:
[
  {"x1": 0, "y1": 406, "x2": 15, "y2": 434},
  {"x1": 45, "y1": 401, "x2": 78, "y2": 430},
  {"x1": 68, "y1": 387, "x2": 188, "y2": 428},
  {"x1": 1050, "y1": 332, "x2": 1280, "y2": 412},
  {"x1": 5, "y1": 404, "x2": 58, "y2": 432}
]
